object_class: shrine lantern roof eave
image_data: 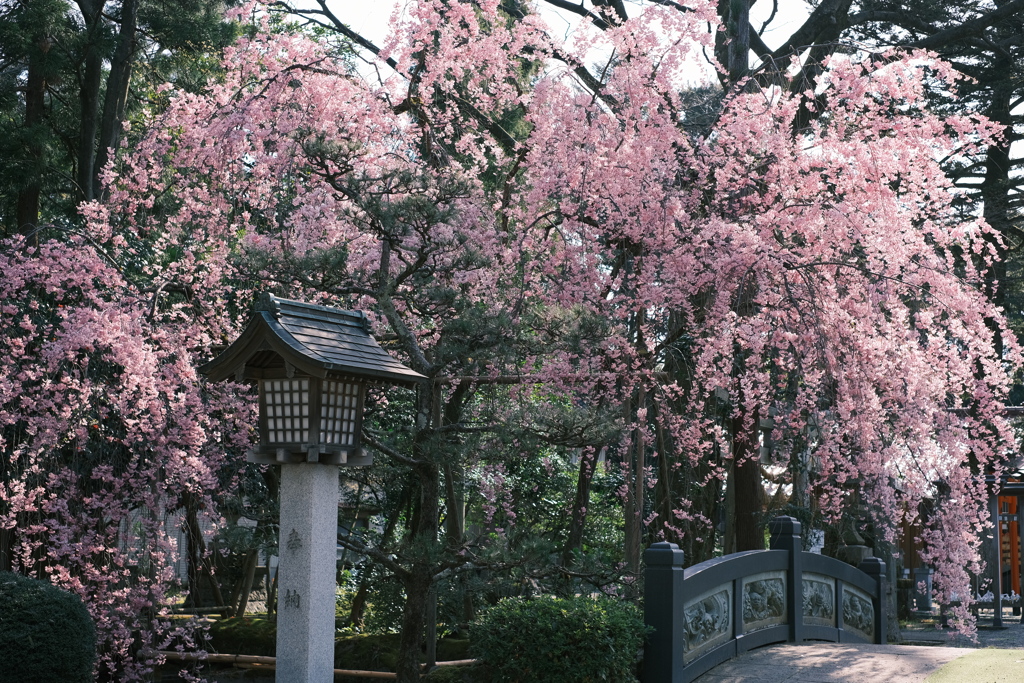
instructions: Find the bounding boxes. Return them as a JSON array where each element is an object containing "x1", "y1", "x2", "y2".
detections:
[
  {"x1": 995, "y1": 473, "x2": 1024, "y2": 496},
  {"x1": 199, "y1": 294, "x2": 425, "y2": 387}
]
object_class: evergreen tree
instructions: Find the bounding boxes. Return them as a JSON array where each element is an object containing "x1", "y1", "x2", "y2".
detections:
[{"x1": 0, "y1": 0, "x2": 239, "y2": 240}]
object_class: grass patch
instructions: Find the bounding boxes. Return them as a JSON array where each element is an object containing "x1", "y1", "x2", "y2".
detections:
[{"x1": 925, "y1": 649, "x2": 1024, "y2": 683}]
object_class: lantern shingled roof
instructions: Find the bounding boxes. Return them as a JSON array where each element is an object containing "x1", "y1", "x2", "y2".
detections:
[{"x1": 201, "y1": 293, "x2": 425, "y2": 386}]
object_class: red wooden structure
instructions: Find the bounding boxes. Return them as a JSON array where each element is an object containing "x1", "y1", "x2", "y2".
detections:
[{"x1": 998, "y1": 490, "x2": 1021, "y2": 597}]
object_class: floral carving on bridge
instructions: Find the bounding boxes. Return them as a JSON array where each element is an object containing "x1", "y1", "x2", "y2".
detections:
[{"x1": 683, "y1": 587, "x2": 732, "y2": 662}]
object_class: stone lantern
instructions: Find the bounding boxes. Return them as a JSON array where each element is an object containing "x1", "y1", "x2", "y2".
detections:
[{"x1": 201, "y1": 293, "x2": 423, "y2": 683}]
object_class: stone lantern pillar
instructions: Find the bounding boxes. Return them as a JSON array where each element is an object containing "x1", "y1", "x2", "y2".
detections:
[{"x1": 202, "y1": 294, "x2": 423, "y2": 682}]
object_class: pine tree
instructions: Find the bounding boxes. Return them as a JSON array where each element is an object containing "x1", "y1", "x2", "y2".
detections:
[{"x1": 0, "y1": 0, "x2": 239, "y2": 239}]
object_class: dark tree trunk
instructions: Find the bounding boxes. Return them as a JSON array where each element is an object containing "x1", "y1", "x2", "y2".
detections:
[
  {"x1": 396, "y1": 569, "x2": 432, "y2": 683},
  {"x1": 727, "y1": 0, "x2": 750, "y2": 83},
  {"x1": 94, "y1": 0, "x2": 138, "y2": 198},
  {"x1": 183, "y1": 494, "x2": 225, "y2": 610},
  {"x1": 654, "y1": 410, "x2": 675, "y2": 543},
  {"x1": 733, "y1": 404, "x2": 764, "y2": 552},
  {"x1": 623, "y1": 306, "x2": 649, "y2": 588},
  {"x1": 348, "y1": 565, "x2": 373, "y2": 628},
  {"x1": 233, "y1": 548, "x2": 260, "y2": 617},
  {"x1": 184, "y1": 498, "x2": 204, "y2": 608},
  {"x1": 441, "y1": 381, "x2": 470, "y2": 549},
  {"x1": 75, "y1": 0, "x2": 103, "y2": 202},
  {"x1": 622, "y1": 387, "x2": 647, "y2": 585},
  {"x1": 562, "y1": 447, "x2": 598, "y2": 567},
  {"x1": 980, "y1": 56, "x2": 1013, "y2": 359},
  {"x1": 16, "y1": 47, "x2": 47, "y2": 241},
  {"x1": 395, "y1": 463, "x2": 440, "y2": 683},
  {"x1": 267, "y1": 570, "x2": 278, "y2": 618},
  {"x1": 394, "y1": 384, "x2": 442, "y2": 683},
  {"x1": 0, "y1": 528, "x2": 13, "y2": 572}
]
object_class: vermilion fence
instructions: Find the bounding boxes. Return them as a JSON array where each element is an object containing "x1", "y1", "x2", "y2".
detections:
[{"x1": 643, "y1": 516, "x2": 887, "y2": 683}]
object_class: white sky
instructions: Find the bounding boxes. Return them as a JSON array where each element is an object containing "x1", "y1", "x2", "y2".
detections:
[{"x1": 337, "y1": 0, "x2": 812, "y2": 73}]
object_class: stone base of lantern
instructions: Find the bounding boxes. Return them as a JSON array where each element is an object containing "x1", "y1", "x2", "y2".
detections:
[{"x1": 276, "y1": 462, "x2": 340, "y2": 683}]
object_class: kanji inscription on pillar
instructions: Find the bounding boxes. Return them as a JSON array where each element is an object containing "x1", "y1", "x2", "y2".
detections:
[
  {"x1": 284, "y1": 589, "x2": 301, "y2": 609},
  {"x1": 287, "y1": 528, "x2": 303, "y2": 553}
]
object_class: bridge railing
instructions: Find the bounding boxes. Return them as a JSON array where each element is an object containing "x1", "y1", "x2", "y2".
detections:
[{"x1": 643, "y1": 516, "x2": 886, "y2": 683}]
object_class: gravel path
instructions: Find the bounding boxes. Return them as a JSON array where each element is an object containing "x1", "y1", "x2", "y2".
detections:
[{"x1": 903, "y1": 607, "x2": 1024, "y2": 649}]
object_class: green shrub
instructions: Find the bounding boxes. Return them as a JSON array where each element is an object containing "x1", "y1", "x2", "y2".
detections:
[
  {"x1": 471, "y1": 595, "x2": 647, "y2": 683},
  {"x1": 0, "y1": 571, "x2": 96, "y2": 683},
  {"x1": 335, "y1": 632, "x2": 402, "y2": 671}
]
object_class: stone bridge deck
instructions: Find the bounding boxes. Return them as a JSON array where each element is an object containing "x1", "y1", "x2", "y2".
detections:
[{"x1": 695, "y1": 616, "x2": 1024, "y2": 683}]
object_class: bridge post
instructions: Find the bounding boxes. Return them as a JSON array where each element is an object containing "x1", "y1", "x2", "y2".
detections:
[
  {"x1": 768, "y1": 516, "x2": 804, "y2": 643},
  {"x1": 644, "y1": 542, "x2": 686, "y2": 683},
  {"x1": 858, "y1": 557, "x2": 887, "y2": 644}
]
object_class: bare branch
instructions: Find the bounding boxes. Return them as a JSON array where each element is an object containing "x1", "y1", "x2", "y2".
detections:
[
  {"x1": 362, "y1": 429, "x2": 420, "y2": 466},
  {"x1": 909, "y1": 0, "x2": 1024, "y2": 51},
  {"x1": 269, "y1": 0, "x2": 399, "y2": 71},
  {"x1": 538, "y1": 0, "x2": 613, "y2": 30}
]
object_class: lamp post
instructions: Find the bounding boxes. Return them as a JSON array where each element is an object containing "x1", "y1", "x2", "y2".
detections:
[{"x1": 202, "y1": 294, "x2": 423, "y2": 683}]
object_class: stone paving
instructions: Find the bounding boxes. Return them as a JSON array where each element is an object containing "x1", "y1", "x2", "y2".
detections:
[
  {"x1": 693, "y1": 608, "x2": 1024, "y2": 683},
  {"x1": 692, "y1": 642, "x2": 970, "y2": 683}
]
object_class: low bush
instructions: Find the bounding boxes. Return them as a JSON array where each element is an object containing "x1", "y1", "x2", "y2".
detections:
[
  {"x1": 0, "y1": 571, "x2": 96, "y2": 683},
  {"x1": 471, "y1": 595, "x2": 647, "y2": 683}
]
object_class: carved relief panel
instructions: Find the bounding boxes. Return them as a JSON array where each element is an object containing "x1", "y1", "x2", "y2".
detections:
[
  {"x1": 842, "y1": 584, "x2": 875, "y2": 641},
  {"x1": 802, "y1": 573, "x2": 836, "y2": 627},
  {"x1": 682, "y1": 584, "x2": 732, "y2": 663},
  {"x1": 742, "y1": 571, "x2": 787, "y2": 632}
]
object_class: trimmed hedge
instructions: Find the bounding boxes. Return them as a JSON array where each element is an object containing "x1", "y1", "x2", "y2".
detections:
[
  {"x1": 0, "y1": 571, "x2": 96, "y2": 683},
  {"x1": 471, "y1": 595, "x2": 647, "y2": 683}
]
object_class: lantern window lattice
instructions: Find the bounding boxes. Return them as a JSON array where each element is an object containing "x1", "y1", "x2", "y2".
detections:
[
  {"x1": 264, "y1": 378, "x2": 311, "y2": 443},
  {"x1": 260, "y1": 377, "x2": 364, "y2": 455},
  {"x1": 321, "y1": 380, "x2": 360, "y2": 447}
]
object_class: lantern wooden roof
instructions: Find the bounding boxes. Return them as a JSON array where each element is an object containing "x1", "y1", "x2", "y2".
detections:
[{"x1": 201, "y1": 294, "x2": 424, "y2": 386}]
